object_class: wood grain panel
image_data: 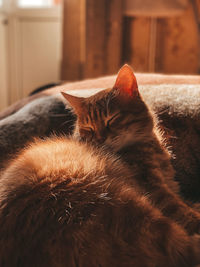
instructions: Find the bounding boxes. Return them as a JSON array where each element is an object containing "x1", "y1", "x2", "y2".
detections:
[
  {"x1": 0, "y1": 14, "x2": 8, "y2": 111},
  {"x1": 61, "y1": 0, "x2": 83, "y2": 80},
  {"x1": 122, "y1": 17, "x2": 151, "y2": 72},
  {"x1": 156, "y1": 4, "x2": 199, "y2": 74},
  {"x1": 84, "y1": 0, "x2": 123, "y2": 78},
  {"x1": 84, "y1": 0, "x2": 107, "y2": 78},
  {"x1": 123, "y1": 3, "x2": 199, "y2": 74},
  {"x1": 105, "y1": 0, "x2": 123, "y2": 74},
  {"x1": 62, "y1": 0, "x2": 122, "y2": 80}
]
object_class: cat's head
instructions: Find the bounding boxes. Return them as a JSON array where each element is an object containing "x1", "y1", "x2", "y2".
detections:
[{"x1": 62, "y1": 64, "x2": 154, "y2": 151}]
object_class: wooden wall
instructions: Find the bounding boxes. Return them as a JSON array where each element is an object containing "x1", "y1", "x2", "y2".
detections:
[
  {"x1": 61, "y1": 0, "x2": 123, "y2": 81},
  {"x1": 62, "y1": 0, "x2": 200, "y2": 80},
  {"x1": 123, "y1": 1, "x2": 200, "y2": 74}
]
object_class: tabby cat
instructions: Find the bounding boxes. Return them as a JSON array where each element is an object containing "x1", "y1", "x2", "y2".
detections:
[
  {"x1": 0, "y1": 65, "x2": 200, "y2": 267},
  {"x1": 62, "y1": 64, "x2": 200, "y2": 235}
]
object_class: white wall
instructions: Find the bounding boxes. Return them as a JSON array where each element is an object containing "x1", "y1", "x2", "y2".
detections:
[
  {"x1": 0, "y1": 5, "x2": 62, "y2": 111},
  {"x1": 20, "y1": 17, "x2": 62, "y2": 97}
]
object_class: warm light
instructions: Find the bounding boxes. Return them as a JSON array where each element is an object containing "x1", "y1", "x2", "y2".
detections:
[
  {"x1": 53, "y1": 0, "x2": 61, "y2": 4},
  {"x1": 18, "y1": 0, "x2": 55, "y2": 7}
]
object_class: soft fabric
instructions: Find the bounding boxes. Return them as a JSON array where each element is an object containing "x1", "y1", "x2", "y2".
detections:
[{"x1": 1, "y1": 72, "x2": 200, "y2": 120}]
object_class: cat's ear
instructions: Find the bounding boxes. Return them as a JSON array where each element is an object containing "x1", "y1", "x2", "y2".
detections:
[
  {"x1": 114, "y1": 64, "x2": 139, "y2": 98},
  {"x1": 61, "y1": 92, "x2": 85, "y2": 113}
]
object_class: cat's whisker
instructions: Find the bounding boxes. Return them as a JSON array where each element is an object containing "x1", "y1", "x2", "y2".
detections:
[
  {"x1": 49, "y1": 113, "x2": 70, "y2": 117},
  {"x1": 60, "y1": 121, "x2": 76, "y2": 128},
  {"x1": 156, "y1": 107, "x2": 170, "y2": 115}
]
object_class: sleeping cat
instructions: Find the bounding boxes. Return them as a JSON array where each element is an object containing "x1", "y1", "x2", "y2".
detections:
[
  {"x1": 62, "y1": 64, "x2": 200, "y2": 235},
  {"x1": 0, "y1": 65, "x2": 200, "y2": 267}
]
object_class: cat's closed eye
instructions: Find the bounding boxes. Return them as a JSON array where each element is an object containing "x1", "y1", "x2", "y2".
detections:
[
  {"x1": 79, "y1": 127, "x2": 94, "y2": 140},
  {"x1": 106, "y1": 113, "x2": 139, "y2": 130},
  {"x1": 106, "y1": 113, "x2": 121, "y2": 128}
]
